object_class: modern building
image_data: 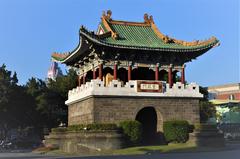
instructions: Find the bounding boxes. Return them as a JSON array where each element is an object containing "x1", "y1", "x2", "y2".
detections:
[
  {"x1": 207, "y1": 83, "x2": 240, "y2": 124},
  {"x1": 208, "y1": 83, "x2": 240, "y2": 101},
  {"x1": 47, "y1": 62, "x2": 63, "y2": 81},
  {"x1": 49, "y1": 10, "x2": 219, "y2": 146}
]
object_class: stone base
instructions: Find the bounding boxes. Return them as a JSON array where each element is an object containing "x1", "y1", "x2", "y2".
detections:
[
  {"x1": 68, "y1": 96, "x2": 201, "y2": 132},
  {"x1": 44, "y1": 130, "x2": 125, "y2": 153}
]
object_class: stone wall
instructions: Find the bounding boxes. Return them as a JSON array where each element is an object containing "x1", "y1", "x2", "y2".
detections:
[
  {"x1": 68, "y1": 97, "x2": 94, "y2": 126},
  {"x1": 68, "y1": 96, "x2": 200, "y2": 131},
  {"x1": 44, "y1": 130, "x2": 125, "y2": 153}
]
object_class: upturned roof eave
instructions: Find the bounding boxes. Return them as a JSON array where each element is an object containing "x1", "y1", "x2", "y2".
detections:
[
  {"x1": 52, "y1": 29, "x2": 219, "y2": 64},
  {"x1": 80, "y1": 30, "x2": 219, "y2": 53}
]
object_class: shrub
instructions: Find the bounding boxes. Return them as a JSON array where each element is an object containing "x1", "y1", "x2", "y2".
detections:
[
  {"x1": 119, "y1": 120, "x2": 142, "y2": 145},
  {"x1": 51, "y1": 127, "x2": 67, "y2": 133},
  {"x1": 86, "y1": 123, "x2": 118, "y2": 131},
  {"x1": 194, "y1": 123, "x2": 217, "y2": 131},
  {"x1": 52, "y1": 123, "x2": 118, "y2": 132},
  {"x1": 163, "y1": 120, "x2": 190, "y2": 143},
  {"x1": 199, "y1": 101, "x2": 216, "y2": 123}
]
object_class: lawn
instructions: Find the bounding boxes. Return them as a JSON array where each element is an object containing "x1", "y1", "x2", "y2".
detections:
[
  {"x1": 36, "y1": 142, "x2": 227, "y2": 156},
  {"x1": 112, "y1": 142, "x2": 197, "y2": 155}
]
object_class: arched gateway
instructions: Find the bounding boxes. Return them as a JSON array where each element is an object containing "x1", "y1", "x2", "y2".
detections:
[
  {"x1": 136, "y1": 107, "x2": 158, "y2": 144},
  {"x1": 48, "y1": 10, "x2": 219, "y2": 150}
]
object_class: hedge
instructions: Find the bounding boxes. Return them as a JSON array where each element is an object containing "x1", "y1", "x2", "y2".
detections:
[
  {"x1": 119, "y1": 120, "x2": 142, "y2": 145},
  {"x1": 163, "y1": 120, "x2": 190, "y2": 143},
  {"x1": 194, "y1": 123, "x2": 217, "y2": 131},
  {"x1": 51, "y1": 123, "x2": 118, "y2": 133}
]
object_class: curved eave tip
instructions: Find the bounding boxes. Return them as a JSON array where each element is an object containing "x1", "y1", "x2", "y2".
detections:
[
  {"x1": 51, "y1": 56, "x2": 65, "y2": 63},
  {"x1": 213, "y1": 40, "x2": 220, "y2": 48}
]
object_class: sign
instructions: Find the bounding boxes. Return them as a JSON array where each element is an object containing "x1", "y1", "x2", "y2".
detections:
[{"x1": 137, "y1": 81, "x2": 163, "y2": 93}]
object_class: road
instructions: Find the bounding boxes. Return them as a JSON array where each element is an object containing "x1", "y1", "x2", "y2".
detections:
[{"x1": 0, "y1": 144, "x2": 239, "y2": 159}]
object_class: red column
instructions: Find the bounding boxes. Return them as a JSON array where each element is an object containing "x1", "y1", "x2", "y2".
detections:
[
  {"x1": 78, "y1": 76, "x2": 82, "y2": 86},
  {"x1": 181, "y1": 65, "x2": 185, "y2": 84},
  {"x1": 82, "y1": 75, "x2": 86, "y2": 84},
  {"x1": 168, "y1": 65, "x2": 173, "y2": 87},
  {"x1": 155, "y1": 64, "x2": 159, "y2": 81},
  {"x1": 114, "y1": 63, "x2": 117, "y2": 80},
  {"x1": 128, "y1": 65, "x2": 132, "y2": 81},
  {"x1": 99, "y1": 64, "x2": 103, "y2": 81},
  {"x1": 93, "y1": 67, "x2": 96, "y2": 79}
]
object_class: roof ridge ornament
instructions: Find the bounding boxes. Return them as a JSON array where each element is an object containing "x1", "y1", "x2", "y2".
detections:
[
  {"x1": 149, "y1": 17, "x2": 218, "y2": 46},
  {"x1": 101, "y1": 10, "x2": 119, "y2": 39},
  {"x1": 144, "y1": 13, "x2": 154, "y2": 24},
  {"x1": 102, "y1": 10, "x2": 112, "y2": 21}
]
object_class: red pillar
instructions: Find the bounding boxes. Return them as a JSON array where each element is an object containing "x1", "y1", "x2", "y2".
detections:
[
  {"x1": 128, "y1": 65, "x2": 132, "y2": 81},
  {"x1": 99, "y1": 64, "x2": 103, "y2": 81},
  {"x1": 93, "y1": 67, "x2": 96, "y2": 79},
  {"x1": 114, "y1": 63, "x2": 117, "y2": 80},
  {"x1": 155, "y1": 64, "x2": 159, "y2": 81},
  {"x1": 168, "y1": 65, "x2": 173, "y2": 87},
  {"x1": 82, "y1": 75, "x2": 86, "y2": 84},
  {"x1": 181, "y1": 65, "x2": 185, "y2": 84},
  {"x1": 78, "y1": 76, "x2": 82, "y2": 86}
]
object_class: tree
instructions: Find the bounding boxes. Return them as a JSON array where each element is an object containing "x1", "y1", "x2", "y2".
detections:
[
  {"x1": 46, "y1": 68, "x2": 78, "y2": 126},
  {"x1": 0, "y1": 64, "x2": 24, "y2": 139},
  {"x1": 24, "y1": 68, "x2": 78, "y2": 129},
  {"x1": 0, "y1": 64, "x2": 78, "y2": 140},
  {"x1": 199, "y1": 86, "x2": 216, "y2": 123}
]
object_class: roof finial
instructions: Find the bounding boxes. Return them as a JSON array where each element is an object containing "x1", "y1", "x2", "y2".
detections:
[
  {"x1": 107, "y1": 10, "x2": 112, "y2": 19},
  {"x1": 144, "y1": 13, "x2": 149, "y2": 23},
  {"x1": 149, "y1": 15, "x2": 154, "y2": 23},
  {"x1": 102, "y1": 10, "x2": 112, "y2": 21},
  {"x1": 144, "y1": 13, "x2": 153, "y2": 24}
]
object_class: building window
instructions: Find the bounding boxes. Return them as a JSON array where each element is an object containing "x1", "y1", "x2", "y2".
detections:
[{"x1": 229, "y1": 94, "x2": 235, "y2": 100}]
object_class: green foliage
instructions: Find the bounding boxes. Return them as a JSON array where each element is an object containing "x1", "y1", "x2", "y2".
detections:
[
  {"x1": 0, "y1": 64, "x2": 25, "y2": 139},
  {"x1": 199, "y1": 86, "x2": 209, "y2": 101},
  {"x1": 51, "y1": 123, "x2": 118, "y2": 133},
  {"x1": 194, "y1": 123, "x2": 217, "y2": 131},
  {"x1": 199, "y1": 101, "x2": 216, "y2": 123},
  {"x1": 51, "y1": 127, "x2": 67, "y2": 133},
  {"x1": 199, "y1": 86, "x2": 216, "y2": 123},
  {"x1": 47, "y1": 69, "x2": 77, "y2": 100},
  {"x1": 163, "y1": 120, "x2": 190, "y2": 143},
  {"x1": 68, "y1": 123, "x2": 118, "y2": 131},
  {"x1": 24, "y1": 68, "x2": 78, "y2": 129},
  {"x1": 0, "y1": 64, "x2": 18, "y2": 108},
  {"x1": 119, "y1": 120, "x2": 142, "y2": 145},
  {"x1": 0, "y1": 64, "x2": 78, "y2": 140}
]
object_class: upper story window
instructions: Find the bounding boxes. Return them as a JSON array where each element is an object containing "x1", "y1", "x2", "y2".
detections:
[{"x1": 229, "y1": 94, "x2": 235, "y2": 100}]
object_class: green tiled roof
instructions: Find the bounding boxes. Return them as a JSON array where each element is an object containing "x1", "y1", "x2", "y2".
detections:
[
  {"x1": 51, "y1": 12, "x2": 219, "y2": 63},
  {"x1": 97, "y1": 22, "x2": 218, "y2": 50},
  {"x1": 80, "y1": 26, "x2": 218, "y2": 53}
]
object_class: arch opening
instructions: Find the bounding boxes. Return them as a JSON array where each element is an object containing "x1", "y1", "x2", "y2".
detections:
[
  {"x1": 135, "y1": 107, "x2": 158, "y2": 145},
  {"x1": 159, "y1": 70, "x2": 168, "y2": 81},
  {"x1": 85, "y1": 70, "x2": 93, "y2": 82},
  {"x1": 172, "y1": 70, "x2": 181, "y2": 83}
]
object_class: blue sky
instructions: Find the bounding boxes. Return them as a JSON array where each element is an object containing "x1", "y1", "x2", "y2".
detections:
[{"x1": 0, "y1": 0, "x2": 239, "y2": 86}]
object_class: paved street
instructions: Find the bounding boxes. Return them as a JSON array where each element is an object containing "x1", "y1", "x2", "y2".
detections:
[{"x1": 0, "y1": 144, "x2": 240, "y2": 159}]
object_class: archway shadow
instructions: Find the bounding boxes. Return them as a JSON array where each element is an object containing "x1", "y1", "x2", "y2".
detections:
[{"x1": 135, "y1": 107, "x2": 166, "y2": 146}]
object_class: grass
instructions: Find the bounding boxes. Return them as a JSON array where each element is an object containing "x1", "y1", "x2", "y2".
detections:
[
  {"x1": 34, "y1": 142, "x2": 228, "y2": 157},
  {"x1": 111, "y1": 142, "x2": 197, "y2": 155},
  {"x1": 33, "y1": 146, "x2": 58, "y2": 154},
  {"x1": 33, "y1": 142, "x2": 196, "y2": 156}
]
